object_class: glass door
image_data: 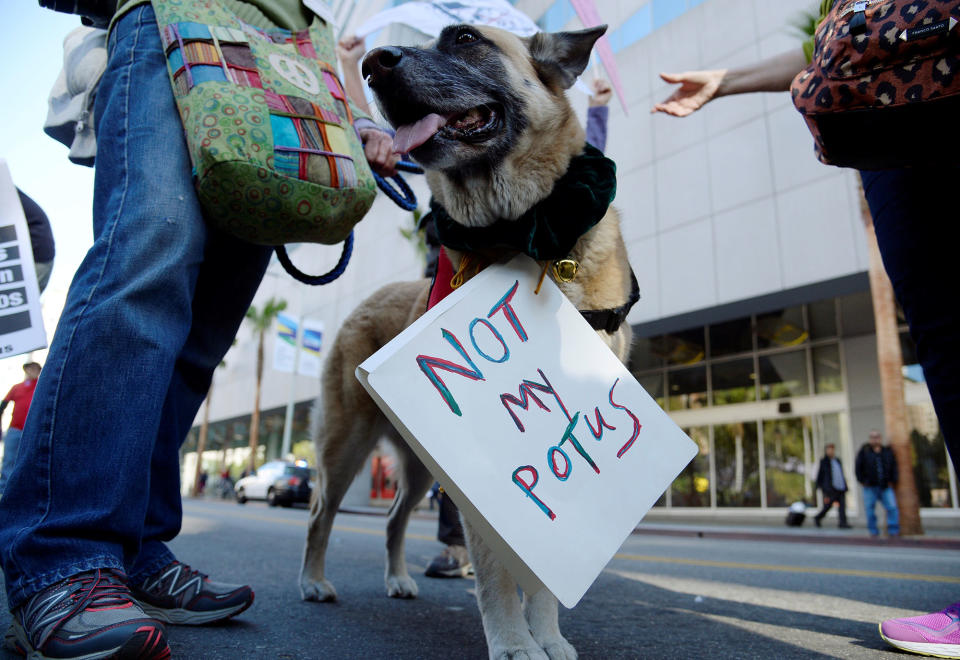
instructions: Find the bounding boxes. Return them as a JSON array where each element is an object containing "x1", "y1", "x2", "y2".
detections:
[{"x1": 763, "y1": 417, "x2": 812, "y2": 508}]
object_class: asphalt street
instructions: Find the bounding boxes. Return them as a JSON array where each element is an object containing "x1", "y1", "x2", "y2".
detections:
[{"x1": 1, "y1": 498, "x2": 958, "y2": 659}]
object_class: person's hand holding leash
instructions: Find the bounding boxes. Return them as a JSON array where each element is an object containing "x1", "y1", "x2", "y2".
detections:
[{"x1": 359, "y1": 127, "x2": 399, "y2": 177}]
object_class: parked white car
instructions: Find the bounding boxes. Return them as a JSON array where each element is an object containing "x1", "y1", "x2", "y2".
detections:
[{"x1": 235, "y1": 460, "x2": 313, "y2": 506}]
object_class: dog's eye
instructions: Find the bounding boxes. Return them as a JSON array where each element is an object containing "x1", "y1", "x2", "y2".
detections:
[{"x1": 455, "y1": 29, "x2": 479, "y2": 44}]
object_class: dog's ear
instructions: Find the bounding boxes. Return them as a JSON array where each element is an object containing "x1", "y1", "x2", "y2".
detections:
[{"x1": 527, "y1": 25, "x2": 606, "y2": 90}]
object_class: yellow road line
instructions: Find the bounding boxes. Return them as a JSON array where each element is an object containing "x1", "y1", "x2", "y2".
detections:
[
  {"x1": 187, "y1": 507, "x2": 958, "y2": 583},
  {"x1": 612, "y1": 553, "x2": 960, "y2": 584}
]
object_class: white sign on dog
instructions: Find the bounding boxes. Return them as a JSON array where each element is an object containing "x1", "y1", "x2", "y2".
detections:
[{"x1": 357, "y1": 255, "x2": 696, "y2": 608}]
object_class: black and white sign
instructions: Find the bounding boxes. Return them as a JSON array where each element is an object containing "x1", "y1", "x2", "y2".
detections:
[{"x1": 0, "y1": 160, "x2": 47, "y2": 358}]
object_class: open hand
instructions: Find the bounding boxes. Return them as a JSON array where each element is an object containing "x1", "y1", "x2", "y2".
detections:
[{"x1": 651, "y1": 70, "x2": 726, "y2": 117}]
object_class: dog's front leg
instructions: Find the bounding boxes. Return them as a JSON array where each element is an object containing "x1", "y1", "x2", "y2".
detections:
[
  {"x1": 464, "y1": 522, "x2": 549, "y2": 660},
  {"x1": 523, "y1": 588, "x2": 576, "y2": 660}
]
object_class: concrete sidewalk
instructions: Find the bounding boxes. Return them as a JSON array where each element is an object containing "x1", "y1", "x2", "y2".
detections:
[{"x1": 341, "y1": 504, "x2": 960, "y2": 549}]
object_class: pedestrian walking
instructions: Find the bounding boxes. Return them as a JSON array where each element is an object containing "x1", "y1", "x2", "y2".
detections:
[
  {"x1": 0, "y1": 362, "x2": 41, "y2": 497},
  {"x1": 855, "y1": 430, "x2": 900, "y2": 538},
  {"x1": 812, "y1": 443, "x2": 851, "y2": 529}
]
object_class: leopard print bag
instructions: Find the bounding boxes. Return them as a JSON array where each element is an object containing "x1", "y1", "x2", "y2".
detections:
[{"x1": 791, "y1": 0, "x2": 960, "y2": 169}]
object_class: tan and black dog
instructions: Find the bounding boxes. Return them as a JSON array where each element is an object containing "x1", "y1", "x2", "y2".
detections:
[{"x1": 299, "y1": 24, "x2": 637, "y2": 659}]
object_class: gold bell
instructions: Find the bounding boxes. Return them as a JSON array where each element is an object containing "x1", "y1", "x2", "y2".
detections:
[{"x1": 552, "y1": 259, "x2": 579, "y2": 282}]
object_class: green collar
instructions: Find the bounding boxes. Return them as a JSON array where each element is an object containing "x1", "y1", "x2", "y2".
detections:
[{"x1": 430, "y1": 143, "x2": 617, "y2": 261}]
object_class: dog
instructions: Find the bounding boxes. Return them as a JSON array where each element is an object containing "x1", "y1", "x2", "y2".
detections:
[{"x1": 299, "y1": 24, "x2": 636, "y2": 659}]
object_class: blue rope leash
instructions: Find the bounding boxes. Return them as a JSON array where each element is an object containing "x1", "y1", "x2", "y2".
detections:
[
  {"x1": 373, "y1": 160, "x2": 424, "y2": 211},
  {"x1": 275, "y1": 160, "x2": 424, "y2": 285}
]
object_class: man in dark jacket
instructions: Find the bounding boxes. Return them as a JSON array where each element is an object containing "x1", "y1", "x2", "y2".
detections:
[
  {"x1": 855, "y1": 430, "x2": 900, "y2": 537},
  {"x1": 813, "y1": 443, "x2": 851, "y2": 528}
]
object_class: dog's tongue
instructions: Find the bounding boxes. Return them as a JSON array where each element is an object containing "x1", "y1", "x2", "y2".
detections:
[{"x1": 393, "y1": 113, "x2": 446, "y2": 154}]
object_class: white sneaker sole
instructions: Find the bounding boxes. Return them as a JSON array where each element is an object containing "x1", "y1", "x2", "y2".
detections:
[
  {"x1": 139, "y1": 601, "x2": 251, "y2": 625},
  {"x1": 880, "y1": 622, "x2": 960, "y2": 659}
]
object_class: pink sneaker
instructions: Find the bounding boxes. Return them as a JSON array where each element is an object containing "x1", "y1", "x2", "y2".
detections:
[{"x1": 880, "y1": 602, "x2": 960, "y2": 658}]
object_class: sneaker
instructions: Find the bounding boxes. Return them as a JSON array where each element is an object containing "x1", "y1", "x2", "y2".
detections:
[
  {"x1": 130, "y1": 561, "x2": 253, "y2": 625},
  {"x1": 880, "y1": 602, "x2": 960, "y2": 658},
  {"x1": 6, "y1": 567, "x2": 170, "y2": 659},
  {"x1": 424, "y1": 545, "x2": 473, "y2": 578}
]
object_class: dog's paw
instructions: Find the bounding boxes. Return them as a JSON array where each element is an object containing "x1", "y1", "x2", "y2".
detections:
[
  {"x1": 488, "y1": 633, "x2": 551, "y2": 660},
  {"x1": 385, "y1": 574, "x2": 419, "y2": 599},
  {"x1": 490, "y1": 645, "x2": 550, "y2": 660},
  {"x1": 299, "y1": 577, "x2": 338, "y2": 602},
  {"x1": 536, "y1": 636, "x2": 577, "y2": 660}
]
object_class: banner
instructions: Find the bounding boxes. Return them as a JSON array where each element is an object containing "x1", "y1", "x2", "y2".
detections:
[
  {"x1": 569, "y1": 0, "x2": 629, "y2": 114},
  {"x1": 355, "y1": 0, "x2": 539, "y2": 38},
  {"x1": 273, "y1": 313, "x2": 324, "y2": 377},
  {"x1": 0, "y1": 160, "x2": 47, "y2": 359},
  {"x1": 298, "y1": 318, "x2": 324, "y2": 379},
  {"x1": 357, "y1": 255, "x2": 696, "y2": 608}
]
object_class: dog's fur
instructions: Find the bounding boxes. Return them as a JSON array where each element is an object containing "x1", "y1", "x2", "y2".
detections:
[{"x1": 299, "y1": 24, "x2": 634, "y2": 659}]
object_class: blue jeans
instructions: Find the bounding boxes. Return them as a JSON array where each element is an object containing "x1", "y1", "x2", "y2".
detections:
[
  {"x1": 862, "y1": 486, "x2": 900, "y2": 536},
  {"x1": 0, "y1": 427, "x2": 24, "y2": 495},
  {"x1": 861, "y1": 168, "x2": 960, "y2": 475},
  {"x1": 0, "y1": 6, "x2": 272, "y2": 610}
]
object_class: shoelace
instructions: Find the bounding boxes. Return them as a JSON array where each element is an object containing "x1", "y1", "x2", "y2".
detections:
[
  {"x1": 24, "y1": 568, "x2": 132, "y2": 649},
  {"x1": 944, "y1": 603, "x2": 960, "y2": 620}
]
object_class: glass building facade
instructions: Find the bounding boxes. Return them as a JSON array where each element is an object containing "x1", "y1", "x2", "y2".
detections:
[{"x1": 631, "y1": 292, "x2": 959, "y2": 511}]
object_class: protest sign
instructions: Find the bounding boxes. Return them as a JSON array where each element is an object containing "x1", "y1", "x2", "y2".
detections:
[
  {"x1": 0, "y1": 160, "x2": 47, "y2": 359},
  {"x1": 357, "y1": 255, "x2": 696, "y2": 608}
]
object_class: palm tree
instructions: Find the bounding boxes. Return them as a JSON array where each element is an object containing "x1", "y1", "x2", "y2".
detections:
[
  {"x1": 858, "y1": 197, "x2": 922, "y2": 535},
  {"x1": 244, "y1": 297, "x2": 287, "y2": 473},
  {"x1": 191, "y1": 340, "x2": 236, "y2": 497}
]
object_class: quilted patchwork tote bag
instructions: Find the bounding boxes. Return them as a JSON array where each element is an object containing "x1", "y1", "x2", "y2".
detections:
[
  {"x1": 151, "y1": 0, "x2": 376, "y2": 246},
  {"x1": 791, "y1": 0, "x2": 960, "y2": 169}
]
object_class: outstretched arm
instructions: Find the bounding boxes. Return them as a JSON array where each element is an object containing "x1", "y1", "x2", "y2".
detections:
[
  {"x1": 338, "y1": 34, "x2": 373, "y2": 117},
  {"x1": 585, "y1": 78, "x2": 611, "y2": 152},
  {"x1": 651, "y1": 50, "x2": 807, "y2": 117}
]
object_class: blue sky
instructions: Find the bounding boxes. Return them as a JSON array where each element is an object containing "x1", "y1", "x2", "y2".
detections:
[{"x1": 0, "y1": 4, "x2": 96, "y2": 376}]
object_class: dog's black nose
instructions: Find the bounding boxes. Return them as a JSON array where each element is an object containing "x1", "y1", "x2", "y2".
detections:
[{"x1": 361, "y1": 46, "x2": 403, "y2": 82}]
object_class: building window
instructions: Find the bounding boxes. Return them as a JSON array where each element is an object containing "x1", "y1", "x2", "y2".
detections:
[
  {"x1": 711, "y1": 358, "x2": 757, "y2": 406},
  {"x1": 709, "y1": 317, "x2": 753, "y2": 358},
  {"x1": 715, "y1": 422, "x2": 760, "y2": 507},
  {"x1": 763, "y1": 418, "x2": 811, "y2": 508},
  {"x1": 808, "y1": 299, "x2": 838, "y2": 339},
  {"x1": 813, "y1": 344, "x2": 843, "y2": 394},
  {"x1": 667, "y1": 365, "x2": 707, "y2": 410},
  {"x1": 632, "y1": 299, "x2": 843, "y2": 410},
  {"x1": 756, "y1": 306, "x2": 807, "y2": 350},
  {"x1": 672, "y1": 426, "x2": 710, "y2": 506},
  {"x1": 759, "y1": 350, "x2": 809, "y2": 400}
]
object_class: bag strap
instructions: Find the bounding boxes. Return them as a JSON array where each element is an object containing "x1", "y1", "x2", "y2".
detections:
[
  {"x1": 274, "y1": 232, "x2": 354, "y2": 285},
  {"x1": 274, "y1": 163, "x2": 424, "y2": 285}
]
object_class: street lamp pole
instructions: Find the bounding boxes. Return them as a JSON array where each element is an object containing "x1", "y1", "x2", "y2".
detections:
[{"x1": 280, "y1": 313, "x2": 303, "y2": 460}]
